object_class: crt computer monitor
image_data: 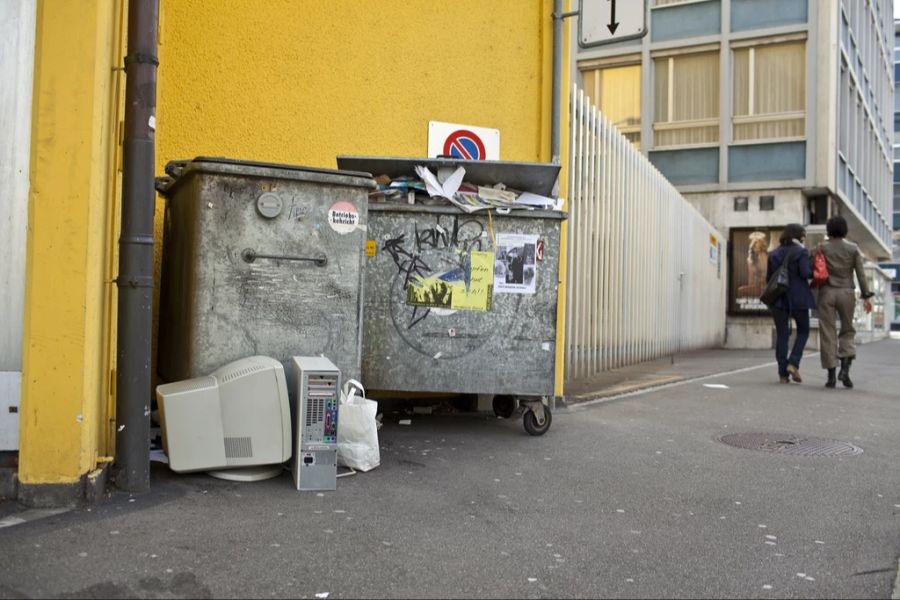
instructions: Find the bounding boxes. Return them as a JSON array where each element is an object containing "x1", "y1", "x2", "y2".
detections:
[{"x1": 156, "y1": 355, "x2": 292, "y2": 481}]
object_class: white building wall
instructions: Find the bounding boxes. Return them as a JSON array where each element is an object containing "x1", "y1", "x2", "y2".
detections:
[
  {"x1": 683, "y1": 190, "x2": 807, "y2": 235},
  {"x1": 0, "y1": 0, "x2": 37, "y2": 450}
]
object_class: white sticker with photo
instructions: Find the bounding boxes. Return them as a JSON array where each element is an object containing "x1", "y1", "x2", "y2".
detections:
[{"x1": 493, "y1": 233, "x2": 538, "y2": 294}]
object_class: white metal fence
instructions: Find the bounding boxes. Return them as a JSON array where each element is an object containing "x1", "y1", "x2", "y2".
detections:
[{"x1": 565, "y1": 87, "x2": 727, "y2": 381}]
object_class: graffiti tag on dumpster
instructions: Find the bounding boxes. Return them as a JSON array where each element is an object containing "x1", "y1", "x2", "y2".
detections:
[{"x1": 384, "y1": 215, "x2": 493, "y2": 330}]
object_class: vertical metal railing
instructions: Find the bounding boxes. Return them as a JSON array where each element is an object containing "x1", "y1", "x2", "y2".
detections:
[{"x1": 565, "y1": 86, "x2": 727, "y2": 381}]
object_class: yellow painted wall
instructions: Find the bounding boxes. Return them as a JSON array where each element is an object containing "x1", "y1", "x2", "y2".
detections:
[
  {"x1": 154, "y1": 0, "x2": 569, "y2": 386},
  {"x1": 19, "y1": 0, "x2": 124, "y2": 484},
  {"x1": 157, "y1": 0, "x2": 556, "y2": 168}
]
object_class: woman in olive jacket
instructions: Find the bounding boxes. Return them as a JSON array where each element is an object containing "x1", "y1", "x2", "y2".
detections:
[
  {"x1": 765, "y1": 224, "x2": 815, "y2": 384},
  {"x1": 815, "y1": 216, "x2": 874, "y2": 388}
]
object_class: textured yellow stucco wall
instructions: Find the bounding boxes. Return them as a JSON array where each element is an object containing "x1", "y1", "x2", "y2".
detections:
[
  {"x1": 19, "y1": 0, "x2": 124, "y2": 484},
  {"x1": 154, "y1": 0, "x2": 566, "y2": 388},
  {"x1": 156, "y1": 0, "x2": 554, "y2": 169}
]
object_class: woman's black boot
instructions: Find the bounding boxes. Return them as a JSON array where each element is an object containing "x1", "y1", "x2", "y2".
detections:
[
  {"x1": 825, "y1": 368, "x2": 836, "y2": 388},
  {"x1": 838, "y1": 357, "x2": 853, "y2": 388}
]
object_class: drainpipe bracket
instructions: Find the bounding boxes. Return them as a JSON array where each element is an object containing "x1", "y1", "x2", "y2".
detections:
[
  {"x1": 123, "y1": 52, "x2": 159, "y2": 68},
  {"x1": 114, "y1": 275, "x2": 155, "y2": 289}
]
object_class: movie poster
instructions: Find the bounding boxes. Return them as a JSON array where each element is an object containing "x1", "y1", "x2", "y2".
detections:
[{"x1": 729, "y1": 228, "x2": 779, "y2": 313}]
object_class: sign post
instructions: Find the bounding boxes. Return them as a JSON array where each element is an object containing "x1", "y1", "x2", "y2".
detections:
[{"x1": 579, "y1": 0, "x2": 647, "y2": 48}]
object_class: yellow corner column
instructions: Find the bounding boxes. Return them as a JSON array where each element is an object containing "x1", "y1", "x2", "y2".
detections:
[{"x1": 19, "y1": 0, "x2": 122, "y2": 488}]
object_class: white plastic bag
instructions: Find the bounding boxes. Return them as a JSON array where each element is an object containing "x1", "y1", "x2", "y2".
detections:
[{"x1": 336, "y1": 379, "x2": 380, "y2": 472}]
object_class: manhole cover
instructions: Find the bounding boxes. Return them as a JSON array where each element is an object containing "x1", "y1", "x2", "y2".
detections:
[{"x1": 718, "y1": 433, "x2": 863, "y2": 456}]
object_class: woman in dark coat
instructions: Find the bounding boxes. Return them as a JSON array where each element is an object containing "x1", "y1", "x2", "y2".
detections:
[{"x1": 765, "y1": 223, "x2": 816, "y2": 384}]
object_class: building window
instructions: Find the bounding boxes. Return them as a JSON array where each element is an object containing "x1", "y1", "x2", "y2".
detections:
[
  {"x1": 734, "y1": 196, "x2": 749, "y2": 211},
  {"x1": 653, "y1": 51, "x2": 720, "y2": 147},
  {"x1": 733, "y1": 41, "x2": 806, "y2": 142},
  {"x1": 759, "y1": 195, "x2": 775, "y2": 210},
  {"x1": 582, "y1": 64, "x2": 641, "y2": 147}
]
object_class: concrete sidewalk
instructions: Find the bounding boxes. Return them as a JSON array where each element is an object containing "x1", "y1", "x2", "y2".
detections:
[
  {"x1": 1, "y1": 339, "x2": 898, "y2": 598},
  {"x1": 565, "y1": 333, "x2": 900, "y2": 405},
  {"x1": 564, "y1": 347, "x2": 779, "y2": 403}
]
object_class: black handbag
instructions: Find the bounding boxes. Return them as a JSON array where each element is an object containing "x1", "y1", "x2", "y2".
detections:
[{"x1": 759, "y1": 247, "x2": 797, "y2": 307}]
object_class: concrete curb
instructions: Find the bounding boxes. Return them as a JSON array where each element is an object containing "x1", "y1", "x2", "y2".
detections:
[{"x1": 567, "y1": 359, "x2": 780, "y2": 409}]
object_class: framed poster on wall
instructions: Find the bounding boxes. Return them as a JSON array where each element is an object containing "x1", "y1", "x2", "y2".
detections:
[{"x1": 728, "y1": 227, "x2": 783, "y2": 315}]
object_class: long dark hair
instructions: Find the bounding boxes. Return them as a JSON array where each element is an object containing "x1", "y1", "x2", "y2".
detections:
[{"x1": 779, "y1": 223, "x2": 806, "y2": 245}]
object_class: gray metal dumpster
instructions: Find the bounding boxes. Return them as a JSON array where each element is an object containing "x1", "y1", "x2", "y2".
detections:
[
  {"x1": 156, "y1": 157, "x2": 374, "y2": 383},
  {"x1": 337, "y1": 156, "x2": 565, "y2": 435}
]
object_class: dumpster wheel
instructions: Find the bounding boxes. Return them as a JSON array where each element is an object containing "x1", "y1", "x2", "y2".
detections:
[
  {"x1": 523, "y1": 404, "x2": 552, "y2": 436},
  {"x1": 492, "y1": 395, "x2": 516, "y2": 419}
]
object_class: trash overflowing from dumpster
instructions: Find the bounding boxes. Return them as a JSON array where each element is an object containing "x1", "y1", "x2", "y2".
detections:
[{"x1": 369, "y1": 164, "x2": 561, "y2": 213}]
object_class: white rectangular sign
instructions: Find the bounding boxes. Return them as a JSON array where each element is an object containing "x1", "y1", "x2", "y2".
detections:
[
  {"x1": 428, "y1": 121, "x2": 500, "y2": 161},
  {"x1": 580, "y1": 0, "x2": 647, "y2": 48}
]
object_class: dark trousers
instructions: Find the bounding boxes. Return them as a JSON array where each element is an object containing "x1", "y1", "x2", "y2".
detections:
[{"x1": 771, "y1": 308, "x2": 810, "y2": 376}]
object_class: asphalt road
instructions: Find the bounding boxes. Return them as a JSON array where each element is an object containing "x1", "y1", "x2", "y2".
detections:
[{"x1": 1, "y1": 339, "x2": 898, "y2": 599}]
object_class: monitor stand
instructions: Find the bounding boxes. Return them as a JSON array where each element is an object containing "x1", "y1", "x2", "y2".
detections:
[{"x1": 206, "y1": 464, "x2": 283, "y2": 482}]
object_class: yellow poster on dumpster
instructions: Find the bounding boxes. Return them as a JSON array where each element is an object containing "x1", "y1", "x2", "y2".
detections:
[
  {"x1": 450, "y1": 251, "x2": 493, "y2": 311},
  {"x1": 405, "y1": 251, "x2": 494, "y2": 311}
]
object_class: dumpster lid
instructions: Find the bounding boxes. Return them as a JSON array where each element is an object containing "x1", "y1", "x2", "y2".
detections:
[
  {"x1": 157, "y1": 156, "x2": 375, "y2": 195},
  {"x1": 190, "y1": 156, "x2": 372, "y2": 179},
  {"x1": 336, "y1": 155, "x2": 560, "y2": 197}
]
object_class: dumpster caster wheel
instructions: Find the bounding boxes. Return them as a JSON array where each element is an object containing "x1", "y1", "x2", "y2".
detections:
[
  {"x1": 492, "y1": 395, "x2": 516, "y2": 419},
  {"x1": 523, "y1": 406, "x2": 552, "y2": 436}
]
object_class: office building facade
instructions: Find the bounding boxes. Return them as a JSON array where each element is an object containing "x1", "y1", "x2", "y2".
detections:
[{"x1": 576, "y1": 0, "x2": 893, "y2": 346}]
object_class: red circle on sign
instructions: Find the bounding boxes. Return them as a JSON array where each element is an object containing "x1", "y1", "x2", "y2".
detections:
[{"x1": 443, "y1": 129, "x2": 486, "y2": 160}]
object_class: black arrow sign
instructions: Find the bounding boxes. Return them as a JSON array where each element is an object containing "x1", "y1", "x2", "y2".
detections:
[{"x1": 607, "y1": 0, "x2": 619, "y2": 35}]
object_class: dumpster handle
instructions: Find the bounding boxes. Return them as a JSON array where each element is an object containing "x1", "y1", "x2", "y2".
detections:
[{"x1": 241, "y1": 248, "x2": 327, "y2": 267}]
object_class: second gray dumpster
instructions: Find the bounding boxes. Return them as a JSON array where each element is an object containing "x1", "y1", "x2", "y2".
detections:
[
  {"x1": 337, "y1": 156, "x2": 565, "y2": 435},
  {"x1": 156, "y1": 157, "x2": 374, "y2": 383}
]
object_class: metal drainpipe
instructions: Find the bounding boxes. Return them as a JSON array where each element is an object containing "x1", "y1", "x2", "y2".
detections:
[
  {"x1": 552, "y1": 0, "x2": 577, "y2": 166},
  {"x1": 551, "y1": 0, "x2": 563, "y2": 165},
  {"x1": 114, "y1": 0, "x2": 159, "y2": 493}
]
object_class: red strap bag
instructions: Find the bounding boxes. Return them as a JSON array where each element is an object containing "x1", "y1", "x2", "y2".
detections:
[{"x1": 811, "y1": 244, "x2": 829, "y2": 288}]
